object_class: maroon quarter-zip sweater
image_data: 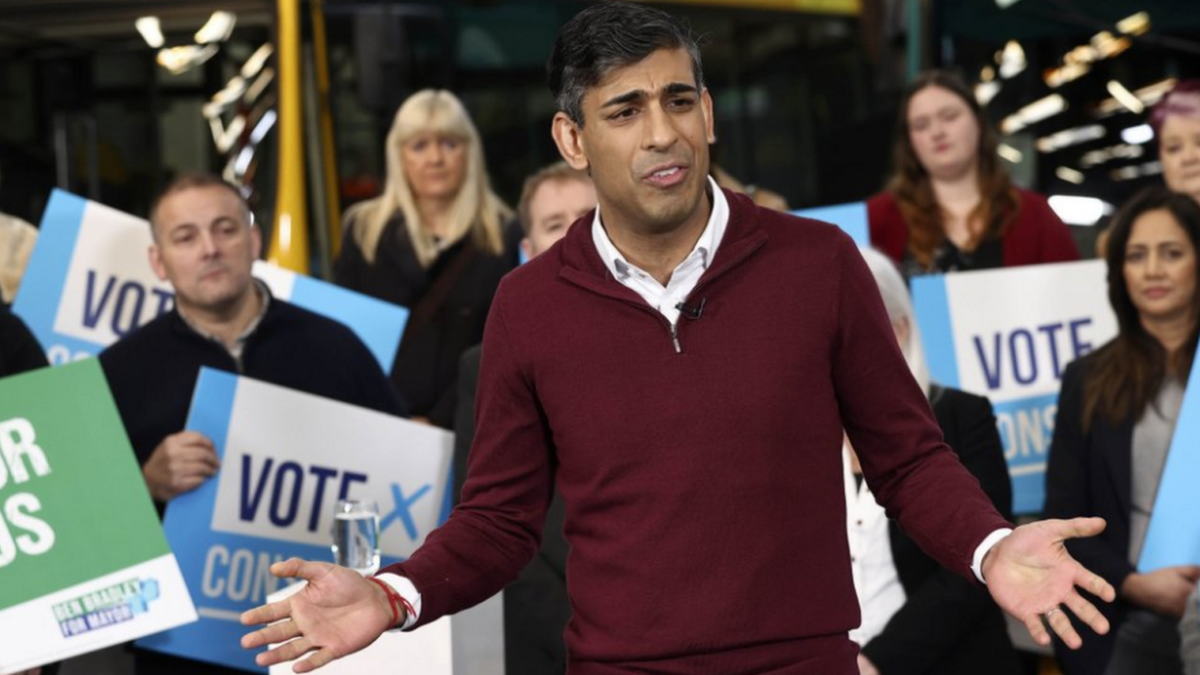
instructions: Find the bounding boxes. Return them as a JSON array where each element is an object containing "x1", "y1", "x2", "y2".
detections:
[{"x1": 387, "y1": 189, "x2": 1011, "y2": 674}]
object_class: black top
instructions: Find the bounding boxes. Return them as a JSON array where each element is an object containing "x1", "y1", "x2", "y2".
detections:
[
  {"x1": 861, "y1": 385, "x2": 1021, "y2": 675},
  {"x1": 333, "y1": 214, "x2": 518, "y2": 428},
  {"x1": 900, "y1": 236, "x2": 1004, "y2": 279},
  {"x1": 99, "y1": 297, "x2": 405, "y2": 470},
  {"x1": 0, "y1": 305, "x2": 48, "y2": 378}
]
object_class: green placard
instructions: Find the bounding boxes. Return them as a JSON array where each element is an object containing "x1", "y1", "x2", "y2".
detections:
[{"x1": 0, "y1": 359, "x2": 167, "y2": 609}]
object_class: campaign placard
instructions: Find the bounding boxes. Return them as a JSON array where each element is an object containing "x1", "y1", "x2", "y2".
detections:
[
  {"x1": 912, "y1": 260, "x2": 1118, "y2": 513},
  {"x1": 0, "y1": 360, "x2": 196, "y2": 674},
  {"x1": 792, "y1": 201, "x2": 869, "y2": 246},
  {"x1": 1139, "y1": 354, "x2": 1200, "y2": 571},
  {"x1": 12, "y1": 189, "x2": 407, "y2": 371},
  {"x1": 145, "y1": 368, "x2": 454, "y2": 671}
]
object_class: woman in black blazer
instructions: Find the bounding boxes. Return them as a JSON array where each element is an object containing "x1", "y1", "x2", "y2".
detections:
[
  {"x1": 1045, "y1": 187, "x2": 1200, "y2": 675},
  {"x1": 850, "y1": 248, "x2": 1021, "y2": 675}
]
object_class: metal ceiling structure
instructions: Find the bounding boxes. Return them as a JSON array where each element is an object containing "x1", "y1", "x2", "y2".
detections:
[{"x1": 0, "y1": 0, "x2": 273, "y2": 49}]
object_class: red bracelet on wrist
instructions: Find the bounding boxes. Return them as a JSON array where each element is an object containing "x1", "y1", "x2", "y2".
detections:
[{"x1": 367, "y1": 577, "x2": 410, "y2": 628}]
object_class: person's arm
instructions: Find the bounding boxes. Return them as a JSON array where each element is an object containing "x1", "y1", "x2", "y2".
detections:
[
  {"x1": 1028, "y1": 191, "x2": 1080, "y2": 264},
  {"x1": 862, "y1": 392, "x2": 1012, "y2": 672},
  {"x1": 831, "y1": 235, "x2": 1113, "y2": 649},
  {"x1": 242, "y1": 280, "x2": 552, "y2": 667},
  {"x1": 834, "y1": 237, "x2": 1009, "y2": 579}
]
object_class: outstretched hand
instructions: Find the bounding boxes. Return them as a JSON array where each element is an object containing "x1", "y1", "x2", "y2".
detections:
[
  {"x1": 240, "y1": 559, "x2": 397, "y2": 673},
  {"x1": 983, "y1": 517, "x2": 1116, "y2": 649}
]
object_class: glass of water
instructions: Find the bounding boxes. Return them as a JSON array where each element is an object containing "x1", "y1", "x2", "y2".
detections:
[{"x1": 331, "y1": 499, "x2": 380, "y2": 576}]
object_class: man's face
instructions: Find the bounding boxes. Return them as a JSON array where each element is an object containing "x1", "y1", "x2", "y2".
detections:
[
  {"x1": 557, "y1": 48, "x2": 714, "y2": 237},
  {"x1": 522, "y1": 177, "x2": 597, "y2": 259},
  {"x1": 149, "y1": 185, "x2": 261, "y2": 315}
]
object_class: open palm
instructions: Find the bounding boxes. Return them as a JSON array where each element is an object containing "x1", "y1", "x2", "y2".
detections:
[
  {"x1": 984, "y1": 517, "x2": 1115, "y2": 649},
  {"x1": 241, "y1": 559, "x2": 394, "y2": 673}
]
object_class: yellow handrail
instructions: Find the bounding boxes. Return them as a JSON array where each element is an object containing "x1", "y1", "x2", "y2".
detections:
[{"x1": 268, "y1": 0, "x2": 309, "y2": 273}]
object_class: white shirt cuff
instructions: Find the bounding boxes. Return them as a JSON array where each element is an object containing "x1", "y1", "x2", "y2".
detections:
[
  {"x1": 375, "y1": 572, "x2": 422, "y2": 630},
  {"x1": 971, "y1": 528, "x2": 1013, "y2": 584}
]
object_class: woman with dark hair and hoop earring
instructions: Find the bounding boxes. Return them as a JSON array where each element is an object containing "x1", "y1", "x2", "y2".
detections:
[
  {"x1": 334, "y1": 90, "x2": 517, "y2": 429},
  {"x1": 868, "y1": 69, "x2": 1079, "y2": 278},
  {"x1": 1044, "y1": 186, "x2": 1200, "y2": 675}
]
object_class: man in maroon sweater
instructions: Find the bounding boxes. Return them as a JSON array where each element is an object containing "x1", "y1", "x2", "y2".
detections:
[{"x1": 242, "y1": 3, "x2": 1115, "y2": 673}]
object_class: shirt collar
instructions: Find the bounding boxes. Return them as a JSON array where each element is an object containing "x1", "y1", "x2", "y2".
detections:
[
  {"x1": 176, "y1": 279, "x2": 271, "y2": 359},
  {"x1": 591, "y1": 175, "x2": 729, "y2": 282}
]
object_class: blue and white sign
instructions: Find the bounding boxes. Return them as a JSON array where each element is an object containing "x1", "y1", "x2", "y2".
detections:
[
  {"x1": 791, "y1": 202, "x2": 869, "y2": 246},
  {"x1": 1140, "y1": 355, "x2": 1200, "y2": 571},
  {"x1": 912, "y1": 260, "x2": 1117, "y2": 514},
  {"x1": 12, "y1": 189, "x2": 407, "y2": 371},
  {"x1": 142, "y1": 368, "x2": 454, "y2": 671}
]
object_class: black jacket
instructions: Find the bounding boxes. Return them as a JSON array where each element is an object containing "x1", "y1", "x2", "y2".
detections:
[
  {"x1": 1043, "y1": 347, "x2": 1135, "y2": 674},
  {"x1": 99, "y1": 298, "x2": 405, "y2": 469},
  {"x1": 0, "y1": 306, "x2": 48, "y2": 378},
  {"x1": 333, "y1": 215, "x2": 518, "y2": 429},
  {"x1": 862, "y1": 385, "x2": 1021, "y2": 675}
]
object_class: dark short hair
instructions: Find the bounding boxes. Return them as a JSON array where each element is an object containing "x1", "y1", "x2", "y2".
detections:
[
  {"x1": 517, "y1": 161, "x2": 591, "y2": 235},
  {"x1": 149, "y1": 172, "x2": 253, "y2": 237},
  {"x1": 547, "y1": 1, "x2": 704, "y2": 127}
]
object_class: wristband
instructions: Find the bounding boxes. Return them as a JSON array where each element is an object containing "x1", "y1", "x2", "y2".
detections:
[{"x1": 367, "y1": 577, "x2": 415, "y2": 629}]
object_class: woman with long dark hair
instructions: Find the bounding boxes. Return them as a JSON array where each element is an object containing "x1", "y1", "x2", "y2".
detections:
[
  {"x1": 868, "y1": 70, "x2": 1078, "y2": 277},
  {"x1": 1045, "y1": 186, "x2": 1200, "y2": 675}
]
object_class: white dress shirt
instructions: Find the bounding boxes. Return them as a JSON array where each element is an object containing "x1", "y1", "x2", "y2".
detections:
[
  {"x1": 590, "y1": 176, "x2": 729, "y2": 325},
  {"x1": 844, "y1": 447, "x2": 906, "y2": 646}
]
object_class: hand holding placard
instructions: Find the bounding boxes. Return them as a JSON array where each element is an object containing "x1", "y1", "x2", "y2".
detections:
[{"x1": 142, "y1": 431, "x2": 221, "y2": 502}]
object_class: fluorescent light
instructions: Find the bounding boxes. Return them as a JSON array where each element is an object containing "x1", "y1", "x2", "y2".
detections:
[
  {"x1": 1001, "y1": 94, "x2": 1067, "y2": 134},
  {"x1": 1106, "y1": 80, "x2": 1146, "y2": 114},
  {"x1": 1056, "y1": 167, "x2": 1085, "y2": 184},
  {"x1": 1109, "y1": 160, "x2": 1164, "y2": 182},
  {"x1": 157, "y1": 44, "x2": 218, "y2": 75},
  {"x1": 1095, "y1": 78, "x2": 1177, "y2": 118},
  {"x1": 1110, "y1": 166, "x2": 1140, "y2": 181},
  {"x1": 998, "y1": 41, "x2": 1026, "y2": 79},
  {"x1": 1121, "y1": 124, "x2": 1154, "y2": 145},
  {"x1": 1048, "y1": 195, "x2": 1113, "y2": 226},
  {"x1": 1037, "y1": 125, "x2": 1105, "y2": 153},
  {"x1": 195, "y1": 11, "x2": 236, "y2": 44},
  {"x1": 1091, "y1": 32, "x2": 1131, "y2": 59},
  {"x1": 998, "y1": 144, "x2": 1023, "y2": 163},
  {"x1": 1117, "y1": 11, "x2": 1150, "y2": 36},
  {"x1": 1045, "y1": 62, "x2": 1091, "y2": 88},
  {"x1": 995, "y1": 0, "x2": 1023, "y2": 8},
  {"x1": 240, "y1": 43, "x2": 274, "y2": 79},
  {"x1": 1081, "y1": 143, "x2": 1144, "y2": 168},
  {"x1": 135, "y1": 16, "x2": 164, "y2": 49},
  {"x1": 975, "y1": 80, "x2": 1001, "y2": 106}
]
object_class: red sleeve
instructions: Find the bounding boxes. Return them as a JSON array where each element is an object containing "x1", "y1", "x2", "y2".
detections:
[
  {"x1": 1005, "y1": 190, "x2": 1080, "y2": 266},
  {"x1": 831, "y1": 234, "x2": 1012, "y2": 580},
  {"x1": 866, "y1": 191, "x2": 908, "y2": 264},
  {"x1": 381, "y1": 278, "x2": 550, "y2": 627}
]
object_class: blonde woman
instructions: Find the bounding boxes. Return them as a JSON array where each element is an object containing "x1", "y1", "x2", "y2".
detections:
[{"x1": 334, "y1": 90, "x2": 516, "y2": 428}]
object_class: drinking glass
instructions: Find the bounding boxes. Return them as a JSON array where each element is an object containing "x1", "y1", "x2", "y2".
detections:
[{"x1": 330, "y1": 499, "x2": 380, "y2": 575}]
